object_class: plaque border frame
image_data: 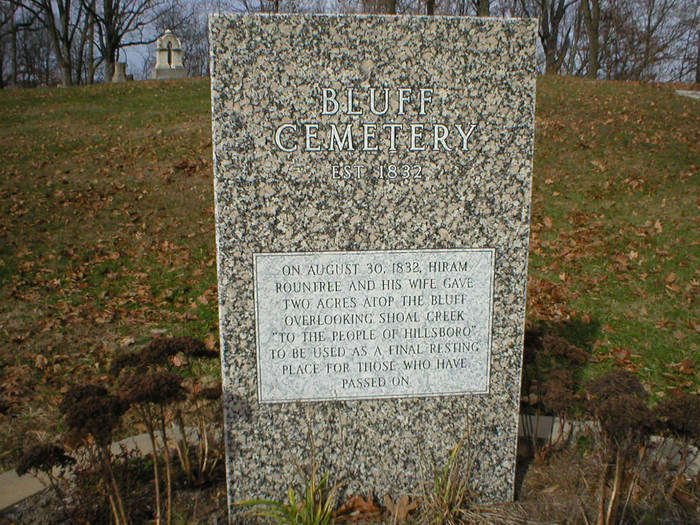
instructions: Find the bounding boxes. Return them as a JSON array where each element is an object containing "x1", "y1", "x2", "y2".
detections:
[{"x1": 252, "y1": 247, "x2": 495, "y2": 404}]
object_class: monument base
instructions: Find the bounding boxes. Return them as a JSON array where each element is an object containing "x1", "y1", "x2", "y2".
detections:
[{"x1": 154, "y1": 67, "x2": 186, "y2": 80}]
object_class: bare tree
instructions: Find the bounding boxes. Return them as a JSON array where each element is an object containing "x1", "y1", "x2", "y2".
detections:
[
  {"x1": 84, "y1": 0, "x2": 165, "y2": 82},
  {"x1": 516, "y1": 0, "x2": 577, "y2": 74},
  {"x1": 7, "y1": 0, "x2": 90, "y2": 85},
  {"x1": 361, "y1": 0, "x2": 396, "y2": 13},
  {"x1": 657, "y1": 0, "x2": 699, "y2": 82},
  {"x1": 598, "y1": 0, "x2": 689, "y2": 81},
  {"x1": 15, "y1": 12, "x2": 55, "y2": 85},
  {"x1": 0, "y1": 1, "x2": 18, "y2": 86},
  {"x1": 473, "y1": 0, "x2": 489, "y2": 15},
  {"x1": 76, "y1": 0, "x2": 96, "y2": 83},
  {"x1": 580, "y1": 0, "x2": 599, "y2": 77}
]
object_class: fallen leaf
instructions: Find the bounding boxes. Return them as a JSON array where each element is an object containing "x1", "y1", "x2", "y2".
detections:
[
  {"x1": 119, "y1": 336, "x2": 136, "y2": 347},
  {"x1": 591, "y1": 160, "x2": 606, "y2": 172},
  {"x1": 602, "y1": 324, "x2": 616, "y2": 334},
  {"x1": 335, "y1": 495, "x2": 382, "y2": 521},
  {"x1": 35, "y1": 354, "x2": 48, "y2": 370},
  {"x1": 673, "y1": 330, "x2": 687, "y2": 341},
  {"x1": 171, "y1": 354, "x2": 188, "y2": 368},
  {"x1": 384, "y1": 494, "x2": 418, "y2": 521},
  {"x1": 204, "y1": 333, "x2": 216, "y2": 350},
  {"x1": 613, "y1": 348, "x2": 631, "y2": 362},
  {"x1": 668, "y1": 358, "x2": 694, "y2": 374}
]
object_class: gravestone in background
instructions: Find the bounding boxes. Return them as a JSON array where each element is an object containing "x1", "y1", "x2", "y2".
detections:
[
  {"x1": 210, "y1": 13, "x2": 536, "y2": 517},
  {"x1": 154, "y1": 29, "x2": 186, "y2": 80}
]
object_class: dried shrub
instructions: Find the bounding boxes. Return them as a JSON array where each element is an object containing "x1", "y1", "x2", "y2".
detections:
[
  {"x1": 58, "y1": 384, "x2": 108, "y2": 414},
  {"x1": 655, "y1": 393, "x2": 700, "y2": 447},
  {"x1": 64, "y1": 393, "x2": 125, "y2": 446},
  {"x1": 69, "y1": 447, "x2": 153, "y2": 524},
  {"x1": 587, "y1": 370, "x2": 648, "y2": 403},
  {"x1": 120, "y1": 370, "x2": 185, "y2": 406},
  {"x1": 16, "y1": 444, "x2": 74, "y2": 476},
  {"x1": 119, "y1": 370, "x2": 185, "y2": 524},
  {"x1": 597, "y1": 394, "x2": 656, "y2": 447}
]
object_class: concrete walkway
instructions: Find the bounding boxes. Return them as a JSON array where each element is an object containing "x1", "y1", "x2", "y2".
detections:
[
  {"x1": 0, "y1": 432, "x2": 154, "y2": 511},
  {"x1": 676, "y1": 90, "x2": 700, "y2": 100}
]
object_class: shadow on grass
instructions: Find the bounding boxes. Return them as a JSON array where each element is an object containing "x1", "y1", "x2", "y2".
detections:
[{"x1": 514, "y1": 316, "x2": 602, "y2": 499}]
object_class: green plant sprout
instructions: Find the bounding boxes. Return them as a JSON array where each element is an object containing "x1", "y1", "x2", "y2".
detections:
[
  {"x1": 236, "y1": 466, "x2": 338, "y2": 525},
  {"x1": 419, "y1": 437, "x2": 474, "y2": 525}
]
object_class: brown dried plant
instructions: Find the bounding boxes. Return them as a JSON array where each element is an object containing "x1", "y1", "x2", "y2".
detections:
[
  {"x1": 60, "y1": 385, "x2": 129, "y2": 524},
  {"x1": 16, "y1": 443, "x2": 75, "y2": 518},
  {"x1": 584, "y1": 371, "x2": 656, "y2": 525},
  {"x1": 119, "y1": 370, "x2": 185, "y2": 525}
]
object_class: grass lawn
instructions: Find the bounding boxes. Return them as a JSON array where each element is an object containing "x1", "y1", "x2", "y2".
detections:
[
  {"x1": 0, "y1": 76, "x2": 698, "y2": 469},
  {"x1": 529, "y1": 76, "x2": 698, "y2": 394}
]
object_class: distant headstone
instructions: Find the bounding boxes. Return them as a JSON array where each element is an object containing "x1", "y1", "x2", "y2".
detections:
[
  {"x1": 112, "y1": 62, "x2": 127, "y2": 83},
  {"x1": 210, "y1": 13, "x2": 536, "y2": 517},
  {"x1": 154, "y1": 29, "x2": 186, "y2": 80}
]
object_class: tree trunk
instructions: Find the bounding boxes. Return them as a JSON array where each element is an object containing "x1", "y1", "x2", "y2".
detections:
[
  {"x1": 427, "y1": 0, "x2": 435, "y2": 15},
  {"x1": 545, "y1": 45, "x2": 558, "y2": 74},
  {"x1": 0, "y1": 45, "x2": 5, "y2": 89},
  {"x1": 87, "y1": 8, "x2": 95, "y2": 84},
  {"x1": 566, "y1": 6, "x2": 583, "y2": 75},
  {"x1": 476, "y1": 0, "x2": 489, "y2": 16},
  {"x1": 10, "y1": 8, "x2": 18, "y2": 86},
  {"x1": 104, "y1": 57, "x2": 114, "y2": 83},
  {"x1": 60, "y1": 62, "x2": 72, "y2": 86},
  {"x1": 581, "y1": 0, "x2": 600, "y2": 79},
  {"x1": 385, "y1": 0, "x2": 396, "y2": 14},
  {"x1": 695, "y1": 30, "x2": 699, "y2": 84}
]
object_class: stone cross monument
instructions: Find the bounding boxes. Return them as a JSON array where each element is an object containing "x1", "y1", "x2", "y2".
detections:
[{"x1": 154, "y1": 29, "x2": 186, "y2": 80}]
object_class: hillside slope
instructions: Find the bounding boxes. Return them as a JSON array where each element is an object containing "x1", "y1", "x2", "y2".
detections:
[{"x1": 0, "y1": 76, "x2": 697, "y2": 466}]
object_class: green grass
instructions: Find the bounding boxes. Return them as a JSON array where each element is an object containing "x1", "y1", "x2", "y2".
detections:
[
  {"x1": 530, "y1": 76, "x2": 699, "y2": 393},
  {"x1": 0, "y1": 75, "x2": 698, "y2": 468},
  {"x1": 0, "y1": 79, "x2": 217, "y2": 467}
]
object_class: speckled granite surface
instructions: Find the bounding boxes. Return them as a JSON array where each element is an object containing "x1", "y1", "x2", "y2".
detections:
[{"x1": 210, "y1": 13, "x2": 536, "y2": 517}]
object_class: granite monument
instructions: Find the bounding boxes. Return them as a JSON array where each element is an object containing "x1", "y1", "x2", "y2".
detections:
[{"x1": 210, "y1": 13, "x2": 537, "y2": 517}]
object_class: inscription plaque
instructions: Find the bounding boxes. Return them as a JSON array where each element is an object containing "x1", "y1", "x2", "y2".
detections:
[{"x1": 254, "y1": 249, "x2": 494, "y2": 402}]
